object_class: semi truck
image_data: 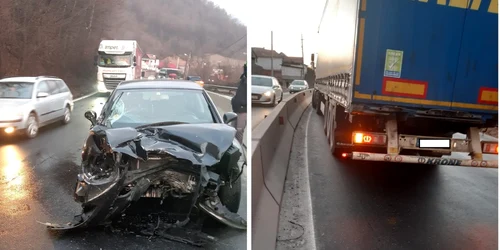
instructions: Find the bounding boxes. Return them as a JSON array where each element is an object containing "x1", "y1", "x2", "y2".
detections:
[
  {"x1": 94, "y1": 40, "x2": 143, "y2": 93},
  {"x1": 311, "y1": 0, "x2": 498, "y2": 168}
]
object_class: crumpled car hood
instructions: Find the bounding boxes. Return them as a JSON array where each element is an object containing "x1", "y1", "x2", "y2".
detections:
[
  {"x1": 98, "y1": 123, "x2": 237, "y2": 167},
  {"x1": 39, "y1": 123, "x2": 241, "y2": 234}
]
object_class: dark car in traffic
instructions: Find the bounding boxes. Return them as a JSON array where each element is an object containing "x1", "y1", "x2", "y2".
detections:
[{"x1": 42, "y1": 79, "x2": 246, "y2": 246}]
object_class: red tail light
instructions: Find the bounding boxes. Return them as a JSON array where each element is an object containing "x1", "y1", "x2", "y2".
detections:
[{"x1": 482, "y1": 142, "x2": 498, "y2": 154}]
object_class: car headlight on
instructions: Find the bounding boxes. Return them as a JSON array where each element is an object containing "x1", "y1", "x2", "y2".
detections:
[{"x1": 263, "y1": 91, "x2": 272, "y2": 97}]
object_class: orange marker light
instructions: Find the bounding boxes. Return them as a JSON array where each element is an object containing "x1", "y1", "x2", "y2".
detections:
[
  {"x1": 4, "y1": 127, "x2": 14, "y2": 134},
  {"x1": 354, "y1": 133, "x2": 363, "y2": 143}
]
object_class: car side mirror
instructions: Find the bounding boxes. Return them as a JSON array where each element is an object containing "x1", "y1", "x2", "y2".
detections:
[
  {"x1": 223, "y1": 112, "x2": 238, "y2": 124},
  {"x1": 84, "y1": 110, "x2": 97, "y2": 125},
  {"x1": 37, "y1": 92, "x2": 49, "y2": 98},
  {"x1": 272, "y1": 85, "x2": 279, "y2": 89},
  {"x1": 133, "y1": 62, "x2": 137, "y2": 67}
]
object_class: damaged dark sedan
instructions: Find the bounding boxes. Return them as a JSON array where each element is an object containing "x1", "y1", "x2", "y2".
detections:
[{"x1": 41, "y1": 80, "x2": 246, "y2": 245}]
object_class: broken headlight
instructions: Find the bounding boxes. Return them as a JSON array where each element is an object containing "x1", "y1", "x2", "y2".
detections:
[{"x1": 81, "y1": 152, "x2": 121, "y2": 185}]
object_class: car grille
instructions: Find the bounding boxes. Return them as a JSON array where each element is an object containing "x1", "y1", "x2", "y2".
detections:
[
  {"x1": 104, "y1": 78, "x2": 126, "y2": 90},
  {"x1": 252, "y1": 94, "x2": 261, "y2": 100}
]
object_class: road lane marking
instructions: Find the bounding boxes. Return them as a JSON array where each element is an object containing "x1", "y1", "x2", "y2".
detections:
[
  {"x1": 74, "y1": 91, "x2": 98, "y2": 102},
  {"x1": 303, "y1": 107, "x2": 318, "y2": 250},
  {"x1": 207, "y1": 90, "x2": 232, "y2": 100}
]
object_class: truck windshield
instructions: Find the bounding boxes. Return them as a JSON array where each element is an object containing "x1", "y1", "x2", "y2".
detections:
[
  {"x1": 252, "y1": 76, "x2": 273, "y2": 87},
  {"x1": 0, "y1": 82, "x2": 34, "y2": 99},
  {"x1": 98, "y1": 55, "x2": 132, "y2": 67}
]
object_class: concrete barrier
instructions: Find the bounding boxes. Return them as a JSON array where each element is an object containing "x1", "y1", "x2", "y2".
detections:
[{"x1": 252, "y1": 89, "x2": 313, "y2": 250}]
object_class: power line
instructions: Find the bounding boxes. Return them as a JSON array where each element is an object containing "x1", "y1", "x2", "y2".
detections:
[{"x1": 217, "y1": 34, "x2": 246, "y2": 55}]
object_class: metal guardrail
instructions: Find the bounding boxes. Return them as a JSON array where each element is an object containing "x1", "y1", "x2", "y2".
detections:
[{"x1": 203, "y1": 83, "x2": 237, "y2": 96}]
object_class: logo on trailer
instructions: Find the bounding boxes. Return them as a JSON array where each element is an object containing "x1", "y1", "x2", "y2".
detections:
[{"x1": 423, "y1": 158, "x2": 462, "y2": 166}]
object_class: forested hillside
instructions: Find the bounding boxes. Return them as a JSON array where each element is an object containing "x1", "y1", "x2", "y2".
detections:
[{"x1": 0, "y1": 0, "x2": 246, "y2": 95}]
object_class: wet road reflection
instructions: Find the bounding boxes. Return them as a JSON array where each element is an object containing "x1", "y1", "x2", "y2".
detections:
[{"x1": 1, "y1": 146, "x2": 28, "y2": 202}]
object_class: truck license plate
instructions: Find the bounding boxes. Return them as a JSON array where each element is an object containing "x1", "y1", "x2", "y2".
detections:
[{"x1": 418, "y1": 139, "x2": 451, "y2": 149}]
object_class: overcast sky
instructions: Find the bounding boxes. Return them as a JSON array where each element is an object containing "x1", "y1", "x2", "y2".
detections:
[
  {"x1": 209, "y1": 0, "x2": 248, "y2": 25},
  {"x1": 248, "y1": 0, "x2": 326, "y2": 60},
  {"x1": 209, "y1": 0, "x2": 325, "y2": 61}
]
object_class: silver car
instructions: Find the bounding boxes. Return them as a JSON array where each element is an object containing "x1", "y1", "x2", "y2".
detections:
[
  {"x1": 289, "y1": 80, "x2": 309, "y2": 94},
  {"x1": 0, "y1": 76, "x2": 74, "y2": 138},
  {"x1": 251, "y1": 75, "x2": 283, "y2": 107}
]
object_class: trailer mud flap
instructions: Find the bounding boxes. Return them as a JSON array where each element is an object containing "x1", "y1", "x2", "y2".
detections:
[{"x1": 348, "y1": 152, "x2": 498, "y2": 168}]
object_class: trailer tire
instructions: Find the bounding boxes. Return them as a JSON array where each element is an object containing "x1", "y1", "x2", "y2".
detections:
[
  {"x1": 316, "y1": 93, "x2": 323, "y2": 116},
  {"x1": 312, "y1": 91, "x2": 317, "y2": 109}
]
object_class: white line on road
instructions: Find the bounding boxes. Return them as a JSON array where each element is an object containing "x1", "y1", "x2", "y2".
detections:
[
  {"x1": 74, "y1": 91, "x2": 98, "y2": 102},
  {"x1": 303, "y1": 108, "x2": 318, "y2": 250},
  {"x1": 206, "y1": 90, "x2": 232, "y2": 100}
]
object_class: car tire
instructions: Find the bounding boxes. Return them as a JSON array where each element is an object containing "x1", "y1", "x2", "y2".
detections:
[
  {"x1": 25, "y1": 113, "x2": 39, "y2": 139},
  {"x1": 62, "y1": 105, "x2": 71, "y2": 125},
  {"x1": 279, "y1": 93, "x2": 283, "y2": 102},
  {"x1": 204, "y1": 175, "x2": 242, "y2": 228}
]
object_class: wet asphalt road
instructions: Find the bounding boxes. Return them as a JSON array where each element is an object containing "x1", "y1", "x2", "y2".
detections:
[
  {"x1": 0, "y1": 92, "x2": 247, "y2": 250},
  {"x1": 278, "y1": 106, "x2": 498, "y2": 250},
  {"x1": 251, "y1": 92, "x2": 292, "y2": 129}
]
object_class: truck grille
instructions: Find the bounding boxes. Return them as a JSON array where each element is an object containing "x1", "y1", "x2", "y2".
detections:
[{"x1": 104, "y1": 78, "x2": 125, "y2": 90}]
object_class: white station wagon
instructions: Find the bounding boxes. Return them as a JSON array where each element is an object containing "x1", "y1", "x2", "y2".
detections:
[{"x1": 0, "y1": 76, "x2": 74, "y2": 138}]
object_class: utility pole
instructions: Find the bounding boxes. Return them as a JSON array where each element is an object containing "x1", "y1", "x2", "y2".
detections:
[
  {"x1": 271, "y1": 31, "x2": 274, "y2": 77},
  {"x1": 185, "y1": 51, "x2": 192, "y2": 79},
  {"x1": 301, "y1": 34, "x2": 304, "y2": 79}
]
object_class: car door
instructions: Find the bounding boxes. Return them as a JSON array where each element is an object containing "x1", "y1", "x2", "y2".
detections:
[
  {"x1": 34, "y1": 80, "x2": 56, "y2": 123},
  {"x1": 50, "y1": 80, "x2": 70, "y2": 118}
]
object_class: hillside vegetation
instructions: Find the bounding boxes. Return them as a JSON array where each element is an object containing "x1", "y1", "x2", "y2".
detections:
[{"x1": 0, "y1": 0, "x2": 246, "y2": 95}]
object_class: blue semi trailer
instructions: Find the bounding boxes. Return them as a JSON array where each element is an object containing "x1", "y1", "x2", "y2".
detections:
[{"x1": 311, "y1": 0, "x2": 498, "y2": 167}]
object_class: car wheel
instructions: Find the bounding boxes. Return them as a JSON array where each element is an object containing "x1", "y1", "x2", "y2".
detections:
[
  {"x1": 62, "y1": 105, "x2": 71, "y2": 124},
  {"x1": 280, "y1": 93, "x2": 283, "y2": 102},
  {"x1": 205, "y1": 175, "x2": 242, "y2": 228},
  {"x1": 25, "y1": 113, "x2": 39, "y2": 139}
]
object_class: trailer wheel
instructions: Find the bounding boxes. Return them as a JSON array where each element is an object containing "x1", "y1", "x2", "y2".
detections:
[
  {"x1": 323, "y1": 99, "x2": 330, "y2": 135},
  {"x1": 316, "y1": 93, "x2": 323, "y2": 116}
]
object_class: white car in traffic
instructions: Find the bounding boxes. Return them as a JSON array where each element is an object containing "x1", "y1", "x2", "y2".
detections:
[
  {"x1": 0, "y1": 76, "x2": 74, "y2": 138},
  {"x1": 251, "y1": 75, "x2": 283, "y2": 107}
]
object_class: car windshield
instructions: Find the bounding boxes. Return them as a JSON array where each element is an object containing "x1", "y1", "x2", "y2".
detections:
[
  {"x1": 0, "y1": 82, "x2": 34, "y2": 99},
  {"x1": 291, "y1": 80, "x2": 305, "y2": 86},
  {"x1": 252, "y1": 76, "x2": 272, "y2": 87},
  {"x1": 189, "y1": 76, "x2": 202, "y2": 81},
  {"x1": 98, "y1": 54, "x2": 132, "y2": 67},
  {"x1": 101, "y1": 89, "x2": 216, "y2": 128}
]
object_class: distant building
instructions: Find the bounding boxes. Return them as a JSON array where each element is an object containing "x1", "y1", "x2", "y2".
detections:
[
  {"x1": 281, "y1": 56, "x2": 307, "y2": 86},
  {"x1": 251, "y1": 47, "x2": 284, "y2": 83},
  {"x1": 142, "y1": 54, "x2": 159, "y2": 71}
]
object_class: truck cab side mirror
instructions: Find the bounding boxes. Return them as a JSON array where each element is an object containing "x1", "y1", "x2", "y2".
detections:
[
  {"x1": 133, "y1": 56, "x2": 137, "y2": 62},
  {"x1": 94, "y1": 55, "x2": 98, "y2": 66}
]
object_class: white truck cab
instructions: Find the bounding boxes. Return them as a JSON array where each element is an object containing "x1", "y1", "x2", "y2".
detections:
[{"x1": 95, "y1": 40, "x2": 143, "y2": 93}]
